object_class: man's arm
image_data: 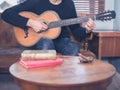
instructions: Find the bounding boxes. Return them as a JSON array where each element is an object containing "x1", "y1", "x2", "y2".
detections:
[{"x1": 1, "y1": 0, "x2": 36, "y2": 29}]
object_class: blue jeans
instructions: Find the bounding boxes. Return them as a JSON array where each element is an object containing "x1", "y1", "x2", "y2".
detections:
[{"x1": 33, "y1": 37, "x2": 80, "y2": 56}]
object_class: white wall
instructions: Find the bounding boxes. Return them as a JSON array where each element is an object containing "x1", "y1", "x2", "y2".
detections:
[
  {"x1": 95, "y1": 0, "x2": 114, "y2": 30},
  {"x1": 114, "y1": 0, "x2": 120, "y2": 30}
]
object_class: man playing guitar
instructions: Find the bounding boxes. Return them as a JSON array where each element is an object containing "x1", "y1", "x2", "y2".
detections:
[{"x1": 1, "y1": 0, "x2": 95, "y2": 56}]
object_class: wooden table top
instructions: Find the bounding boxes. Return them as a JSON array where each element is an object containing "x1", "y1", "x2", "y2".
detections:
[
  {"x1": 93, "y1": 30, "x2": 120, "y2": 37},
  {"x1": 9, "y1": 56, "x2": 116, "y2": 87}
]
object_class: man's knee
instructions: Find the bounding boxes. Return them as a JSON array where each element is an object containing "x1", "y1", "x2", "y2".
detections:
[
  {"x1": 35, "y1": 38, "x2": 55, "y2": 50},
  {"x1": 62, "y1": 41, "x2": 80, "y2": 56}
]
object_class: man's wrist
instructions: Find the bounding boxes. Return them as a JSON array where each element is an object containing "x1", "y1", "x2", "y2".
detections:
[
  {"x1": 86, "y1": 29, "x2": 92, "y2": 33},
  {"x1": 26, "y1": 19, "x2": 33, "y2": 27}
]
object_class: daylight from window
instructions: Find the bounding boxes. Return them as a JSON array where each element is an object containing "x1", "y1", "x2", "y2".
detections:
[{"x1": 0, "y1": 0, "x2": 18, "y2": 13}]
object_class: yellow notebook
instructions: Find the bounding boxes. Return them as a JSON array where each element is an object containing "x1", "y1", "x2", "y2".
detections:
[{"x1": 21, "y1": 50, "x2": 57, "y2": 60}]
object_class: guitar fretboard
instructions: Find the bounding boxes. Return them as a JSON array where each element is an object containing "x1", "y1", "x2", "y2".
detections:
[{"x1": 48, "y1": 16, "x2": 95, "y2": 29}]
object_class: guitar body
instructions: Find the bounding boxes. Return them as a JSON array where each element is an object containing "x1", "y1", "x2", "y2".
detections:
[
  {"x1": 14, "y1": 11, "x2": 61, "y2": 47},
  {"x1": 13, "y1": 10, "x2": 116, "y2": 47}
]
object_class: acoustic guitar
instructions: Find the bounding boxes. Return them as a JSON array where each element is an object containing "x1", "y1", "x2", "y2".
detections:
[{"x1": 14, "y1": 10, "x2": 116, "y2": 47}]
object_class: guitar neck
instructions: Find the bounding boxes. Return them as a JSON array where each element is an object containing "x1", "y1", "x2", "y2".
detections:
[{"x1": 48, "y1": 15, "x2": 95, "y2": 28}]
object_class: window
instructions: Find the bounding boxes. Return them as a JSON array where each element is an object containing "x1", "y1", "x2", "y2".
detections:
[
  {"x1": 0, "y1": 0, "x2": 20, "y2": 13},
  {"x1": 18, "y1": 0, "x2": 26, "y2": 3},
  {"x1": 73, "y1": 0, "x2": 105, "y2": 16}
]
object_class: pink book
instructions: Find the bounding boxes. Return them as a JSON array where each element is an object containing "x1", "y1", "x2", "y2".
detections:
[{"x1": 19, "y1": 57, "x2": 63, "y2": 69}]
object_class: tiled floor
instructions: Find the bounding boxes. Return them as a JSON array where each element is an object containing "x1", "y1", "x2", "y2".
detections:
[
  {"x1": 109, "y1": 57, "x2": 120, "y2": 73},
  {"x1": 102, "y1": 57, "x2": 120, "y2": 73},
  {"x1": 0, "y1": 74, "x2": 20, "y2": 90}
]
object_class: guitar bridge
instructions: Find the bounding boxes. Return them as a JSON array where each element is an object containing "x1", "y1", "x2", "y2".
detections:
[{"x1": 24, "y1": 28, "x2": 29, "y2": 38}]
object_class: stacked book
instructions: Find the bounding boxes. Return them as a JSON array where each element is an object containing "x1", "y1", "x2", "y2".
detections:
[{"x1": 19, "y1": 50, "x2": 63, "y2": 68}]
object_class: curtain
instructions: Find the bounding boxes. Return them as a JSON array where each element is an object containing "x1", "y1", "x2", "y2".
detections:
[{"x1": 73, "y1": 0, "x2": 105, "y2": 15}]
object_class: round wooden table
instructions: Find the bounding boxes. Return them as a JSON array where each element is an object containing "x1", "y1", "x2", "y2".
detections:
[{"x1": 9, "y1": 56, "x2": 116, "y2": 90}]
